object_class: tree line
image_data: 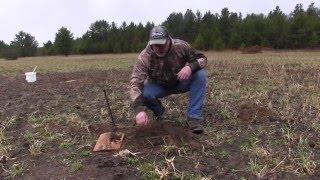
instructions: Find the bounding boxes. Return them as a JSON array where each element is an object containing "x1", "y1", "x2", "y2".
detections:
[{"x1": 0, "y1": 3, "x2": 319, "y2": 59}]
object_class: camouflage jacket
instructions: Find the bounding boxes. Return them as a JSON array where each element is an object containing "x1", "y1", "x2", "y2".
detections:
[{"x1": 129, "y1": 38, "x2": 207, "y2": 112}]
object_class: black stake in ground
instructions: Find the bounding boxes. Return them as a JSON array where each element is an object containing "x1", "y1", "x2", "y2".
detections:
[
  {"x1": 90, "y1": 77, "x2": 125, "y2": 151},
  {"x1": 102, "y1": 88, "x2": 117, "y2": 132}
]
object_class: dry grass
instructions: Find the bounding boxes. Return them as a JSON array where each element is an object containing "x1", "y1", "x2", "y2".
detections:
[
  {"x1": 0, "y1": 53, "x2": 137, "y2": 76},
  {"x1": 1, "y1": 51, "x2": 320, "y2": 76},
  {"x1": 206, "y1": 50, "x2": 320, "y2": 66}
]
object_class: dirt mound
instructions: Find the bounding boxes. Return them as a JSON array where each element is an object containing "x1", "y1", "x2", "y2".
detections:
[
  {"x1": 90, "y1": 121, "x2": 201, "y2": 151},
  {"x1": 238, "y1": 102, "x2": 277, "y2": 123}
]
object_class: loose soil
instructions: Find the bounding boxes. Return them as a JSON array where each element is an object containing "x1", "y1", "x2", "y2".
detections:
[
  {"x1": 238, "y1": 102, "x2": 277, "y2": 123},
  {"x1": 0, "y1": 70, "x2": 206, "y2": 179}
]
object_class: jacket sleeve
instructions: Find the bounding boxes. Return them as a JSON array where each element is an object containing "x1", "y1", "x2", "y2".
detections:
[
  {"x1": 182, "y1": 42, "x2": 207, "y2": 72},
  {"x1": 129, "y1": 52, "x2": 149, "y2": 113}
]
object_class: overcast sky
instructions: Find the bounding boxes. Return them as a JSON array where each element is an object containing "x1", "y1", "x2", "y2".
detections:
[{"x1": 0, "y1": 0, "x2": 317, "y2": 45}]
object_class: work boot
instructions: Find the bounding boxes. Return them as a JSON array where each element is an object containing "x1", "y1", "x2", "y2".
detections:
[{"x1": 186, "y1": 118, "x2": 204, "y2": 134}]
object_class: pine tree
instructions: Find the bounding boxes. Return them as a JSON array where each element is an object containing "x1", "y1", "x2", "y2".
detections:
[{"x1": 54, "y1": 27, "x2": 74, "y2": 55}]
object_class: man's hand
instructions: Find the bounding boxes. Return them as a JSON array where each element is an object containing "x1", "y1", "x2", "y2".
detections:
[
  {"x1": 135, "y1": 111, "x2": 149, "y2": 126},
  {"x1": 177, "y1": 66, "x2": 192, "y2": 81}
]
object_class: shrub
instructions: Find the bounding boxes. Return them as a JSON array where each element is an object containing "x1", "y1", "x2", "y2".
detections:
[
  {"x1": 212, "y1": 38, "x2": 225, "y2": 51},
  {"x1": 241, "y1": 45, "x2": 262, "y2": 54},
  {"x1": 3, "y1": 48, "x2": 18, "y2": 60}
]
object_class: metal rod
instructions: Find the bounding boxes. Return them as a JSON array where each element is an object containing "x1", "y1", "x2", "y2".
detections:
[{"x1": 103, "y1": 89, "x2": 116, "y2": 128}]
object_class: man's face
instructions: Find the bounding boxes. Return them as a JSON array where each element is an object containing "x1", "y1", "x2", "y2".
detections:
[{"x1": 151, "y1": 39, "x2": 170, "y2": 57}]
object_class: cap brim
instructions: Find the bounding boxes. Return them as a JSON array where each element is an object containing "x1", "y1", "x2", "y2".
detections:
[{"x1": 149, "y1": 39, "x2": 167, "y2": 45}]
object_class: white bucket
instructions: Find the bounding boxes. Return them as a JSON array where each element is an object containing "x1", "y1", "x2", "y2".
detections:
[{"x1": 25, "y1": 72, "x2": 37, "y2": 83}]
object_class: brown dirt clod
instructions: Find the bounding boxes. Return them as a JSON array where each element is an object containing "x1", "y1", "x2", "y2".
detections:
[{"x1": 238, "y1": 102, "x2": 276, "y2": 123}]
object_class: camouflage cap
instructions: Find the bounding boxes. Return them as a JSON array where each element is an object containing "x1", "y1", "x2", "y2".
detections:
[{"x1": 149, "y1": 26, "x2": 169, "y2": 45}]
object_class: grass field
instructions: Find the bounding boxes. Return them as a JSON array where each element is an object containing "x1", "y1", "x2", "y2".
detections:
[
  {"x1": 0, "y1": 50, "x2": 320, "y2": 179},
  {"x1": 1, "y1": 51, "x2": 320, "y2": 75}
]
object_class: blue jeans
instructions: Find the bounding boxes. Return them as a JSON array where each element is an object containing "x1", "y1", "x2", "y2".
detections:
[{"x1": 142, "y1": 69, "x2": 206, "y2": 120}]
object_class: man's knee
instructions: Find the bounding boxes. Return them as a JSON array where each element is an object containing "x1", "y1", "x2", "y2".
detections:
[
  {"x1": 142, "y1": 89, "x2": 156, "y2": 101},
  {"x1": 192, "y1": 69, "x2": 207, "y2": 83}
]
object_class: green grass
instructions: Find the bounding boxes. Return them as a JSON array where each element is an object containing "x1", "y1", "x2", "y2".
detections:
[
  {"x1": 138, "y1": 163, "x2": 159, "y2": 180},
  {"x1": 59, "y1": 139, "x2": 74, "y2": 149},
  {"x1": 70, "y1": 161, "x2": 83, "y2": 172},
  {"x1": 9, "y1": 163, "x2": 24, "y2": 178},
  {"x1": 248, "y1": 158, "x2": 263, "y2": 176}
]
